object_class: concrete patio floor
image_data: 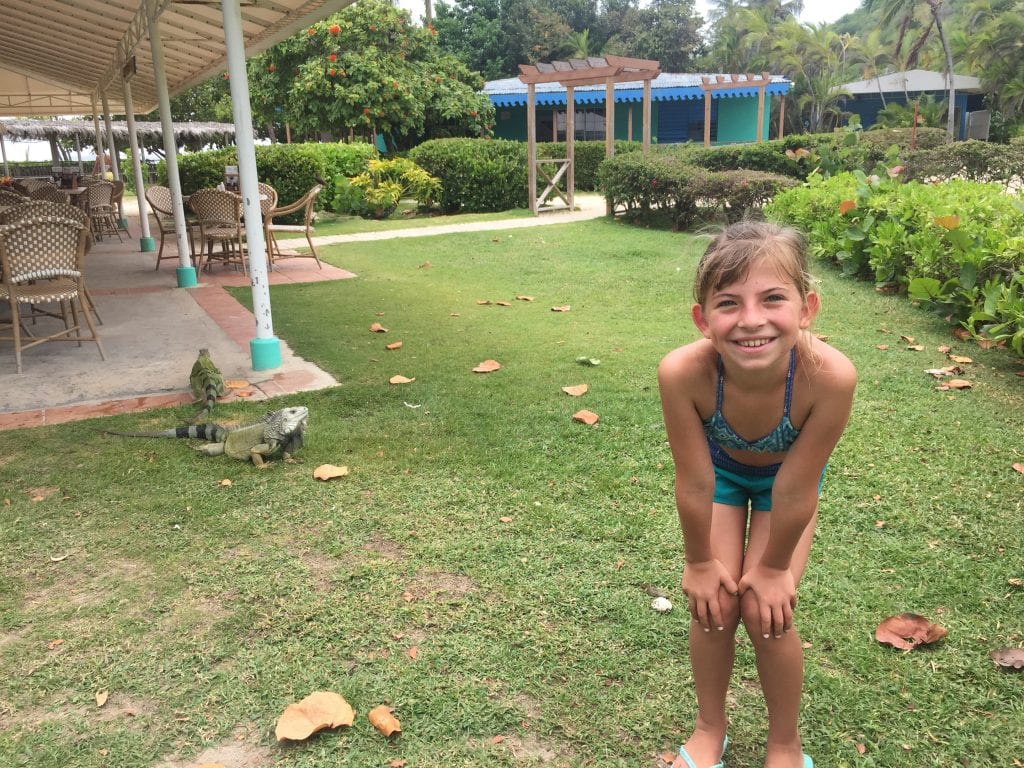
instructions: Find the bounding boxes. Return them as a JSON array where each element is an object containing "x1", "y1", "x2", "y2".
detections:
[{"x1": 0, "y1": 193, "x2": 607, "y2": 431}]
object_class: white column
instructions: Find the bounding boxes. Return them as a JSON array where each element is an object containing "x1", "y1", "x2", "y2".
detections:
[
  {"x1": 123, "y1": 77, "x2": 154, "y2": 250},
  {"x1": 0, "y1": 133, "x2": 8, "y2": 176},
  {"x1": 148, "y1": 8, "x2": 197, "y2": 286},
  {"x1": 91, "y1": 96, "x2": 105, "y2": 174},
  {"x1": 222, "y1": 0, "x2": 280, "y2": 370},
  {"x1": 101, "y1": 92, "x2": 121, "y2": 180}
]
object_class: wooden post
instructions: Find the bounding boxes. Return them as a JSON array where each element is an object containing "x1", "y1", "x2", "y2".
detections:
[
  {"x1": 778, "y1": 95, "x2": 786, "y2": 140},
  {"x1": 553, "y1": 108, "x2": 558, "y2": 141},
  {"x1": 285, "y1": 122, "x2": 291, "y2": 143},
  {"x1": 703, "y1": 90, "x2": 712, "y2": 147},
  {"x1": 528, "y1": 82, "x2": 537, "y2": 215},
  {"x1": 605, "y1": 77, "x2": 615, "y2": 215},
  {"x1": 757, "y1": 82, "x2": 766, "y2": 142},
  {"x1": 567, "y1": 86, "x2": 575, "y2": 211},
  {"x1": 627, "y1": 107, "x2": 633, "y2": 142},
  {"x1": 642, "y1": 79, "x2": 652, "y2": 152}
]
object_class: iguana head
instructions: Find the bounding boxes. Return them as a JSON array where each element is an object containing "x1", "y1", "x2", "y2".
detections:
[{"x1": 267, "y1": 406, "x2": 309, "y2": 437}]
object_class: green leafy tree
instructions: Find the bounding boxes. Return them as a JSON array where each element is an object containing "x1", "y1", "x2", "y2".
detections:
[
  {"x1": 958, "y1": 0, "x2": 1024, "y2": 126},
  {"x1": 246, "y1": 0, "x2": 493, "y2": 150},
  {"x1": 865, "y1": 0, "x2": 957, "y2": 141},
  {"x1": 602, "y1": 0, "x2": 704, "y2": 72}
]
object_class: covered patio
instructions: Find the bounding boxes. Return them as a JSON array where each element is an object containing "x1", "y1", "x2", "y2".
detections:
[{"x1": 0, "y1": 0, "x2": 358, "y2": 418}]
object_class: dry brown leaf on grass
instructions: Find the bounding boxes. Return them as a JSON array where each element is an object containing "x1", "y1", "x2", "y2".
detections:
[
  {"x1": 369, "y1": 322, "x2": 388, "y2": 333},
  {"x1": 551, "y1": 305, "x2": 571, "y2": 312},
  {"x1": 275, "y1": 691, "x2": 354, "y2": 741},
  {"x1": 385, "y1": 341, "x2": 403, "y2": 350},
  {"x1": 1013, "y1": 463, "x2": 1024, "y2": 475},
  {"x1": 936, "y1": 379, "x2": 972, "y2": 391},
  {"x1": 516, "y1": 295, "x2": 534, "y2": 302},
  {"x1": 472, "y1": 359, "x2": 502, "y2": 373},
  {"x1": 561, "y1": 384, "x2": 589, "y2": 397},
  {"x1": 875, "y1": 613, "x2": 948, "y2": 650},
  {"x1": 224, "y1": 379, "x2": 249, "y2": 389},
  {"x1": 368, "y1": 705, "x2": 401, "y2": 737},
  {"x1": 572, "y1": 410, "x2": 600, "y2": 425},
  {"x1": 990, "y1": 647, "x2": 1024, "y2": 669},
  {"x1": 313, "y1": 464, "x2": 349, "y2": 481},
  {"x1": 389, "y1": 375, "x2": 415, "y2": 384},
  {"x1": 95, "y1": 690, "x2": 108, "y2": 707}
]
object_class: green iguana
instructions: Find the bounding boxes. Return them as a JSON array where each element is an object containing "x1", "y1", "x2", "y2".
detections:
[
  {"x1": 105, "y1": 406, "x2": 309, "y2": 467},
  {"x1": 190, "y1": 348, "x2": 226, "y2": 422}
]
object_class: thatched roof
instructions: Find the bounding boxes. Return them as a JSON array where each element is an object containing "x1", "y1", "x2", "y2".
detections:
[{"x1": 0, "y1": 119, "x2": 241, "y2": 144}]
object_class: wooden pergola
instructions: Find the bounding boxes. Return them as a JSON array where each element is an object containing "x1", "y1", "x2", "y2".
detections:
[
  {"x1": 699, "y1": 72, "x2": 783, "y2": 146},
  {"x1": 518, "y1": 55, "x2": 661, "y2": 215}
]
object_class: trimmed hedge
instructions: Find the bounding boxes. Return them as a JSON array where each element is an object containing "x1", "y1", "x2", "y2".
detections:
[
  {"x1": 902, "y1": 139, "x2": 1024, "y2": 189},
  {"x1": 536, "y1": 140, "x2": 644, "y2": 191},
  {"x1": 155, "y1": 142, "x2": 377, "y2": 222},
  {"x1": 409, "y1": 138, "x2": 528, "y2": 213}
]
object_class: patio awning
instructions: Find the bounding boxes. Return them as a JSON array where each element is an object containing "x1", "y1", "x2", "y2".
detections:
[
  {"x1": 0, "y1": 118, "x2": 238, "y2": 145},
  {"x1": 0, "y1": 0, "x2": 357, "y2": 117}
]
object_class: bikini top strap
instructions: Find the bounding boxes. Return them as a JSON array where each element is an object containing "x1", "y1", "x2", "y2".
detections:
[
  {"x1": 782, "y1": 347, "x2": 796, "y2": 417},
  {"x1": 715, "y1": 355, "x2": 725, "y2": 410}
]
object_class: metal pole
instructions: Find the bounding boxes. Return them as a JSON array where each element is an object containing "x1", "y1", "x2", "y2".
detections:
[
  {"x1": 123, "y1": 77, "x2": 154, "y2": 251},
  {"x1": 148, "y1": 9, "x2": 197, "y2": 287},
  {"x1": 91, "y1": 95, "x2": 105, "y2": 175},
  {"x1": 0, "y1": 133, "x2": 8, "y2": 176},
  {"x1": 222, "y1": 0, "x2": 280, "y2": 370}
]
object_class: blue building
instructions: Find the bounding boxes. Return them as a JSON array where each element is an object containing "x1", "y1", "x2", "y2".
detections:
[
  {"x1": 838, "y1": 69, "x2": 986, "y2": 140},
  {"x1": 484, "y1": 73, "x2": 792, "y2": 146}
]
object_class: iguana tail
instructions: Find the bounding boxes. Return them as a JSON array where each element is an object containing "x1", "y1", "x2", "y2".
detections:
[
  {"x1": 104, "y1": 424, "x2": 228, "y2": 442},
  {"x1": 193, "y1": 383, "x2": 221, "y2": 423}
]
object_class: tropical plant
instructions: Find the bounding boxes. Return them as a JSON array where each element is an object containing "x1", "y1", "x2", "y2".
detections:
[{"x1": 335, "y1": 157, "x2": 441, "y2": 219}]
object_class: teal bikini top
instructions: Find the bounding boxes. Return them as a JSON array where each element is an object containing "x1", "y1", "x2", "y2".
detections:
[{"x1": 703, "y1": 348, "x2": 800, "y2": 454}]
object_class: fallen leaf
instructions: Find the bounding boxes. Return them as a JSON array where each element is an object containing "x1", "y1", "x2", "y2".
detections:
[
  {"x1": 369, "y1": 322, "x2": 388, "y2": 333},
  {"x1": 948, "y1": 354, "x2": 972, "y2": 364},
  {"x1": 368, "y1": 705, "x2": 401, "y2": 737},
  {"x1": 495, "y1": 300, "x2": 512, "y2": 307},
  {"x1": 472, "y1": 359, "x2": 502, "y2": 373},
  {"x1": 900, "y1": 335, "x2": 916, "y2": 344},
  {"x1": 386, "y1": 341, "x2": 404, "y2": 350},
  {"x1": 406, "y1": 646, "x2": 418, "y2": 660},
  {"x1": 402, "y1": 590, "x2": 414, "y2": 602},
  {"x1": 389, "y1": 375, "x2": 415, "y2": 384},
  {"x1": 1013, "y1": 464, "x2": 1024, "y2": 475},
  {"x1": 219, "y1": 479, "x2": 232, "y2": 487},
  {"x1": 575, "y1": 356, "x2": 601, "y2": 366},
  {"x1": 572, "y1": 409, "x2": 600, "y2": 425},
  {"x1": 875, "y1": 613, "x2": 948, "y2": 650},
  {"x1": 418, "y1": 261, "x2": 431, "y2": 268},
  {"x1": 856, "y1": 743, "x2": 867, "y2": 754},
  {"x1": 95, "y1": 690, "x2": 108, "y2": 707},
  {"x1": 876, "y1": 344, "x2": 889, "y2": 350},
  {"x1": 936, "y1": 345, "x2": 952, "y2": 353},
  {"x1": 515, "y1": 295, "x2": 534, "y2": 302},
  {"x1": 945, "y1": 379, "x2": 972, "y2": 389},
  {"x1": 989, "y1": 647, "x2": 1024, "y2": 669},
  {"x1": 476, "y1": 299, "x2": 492, "y2": 305},
  {"x1": 234, "y1": 390, "x2": 254, "y2": 398},
  {"x1": 275, "y1": 691, "x2": 355, "y2": 741},
  {"x1": 390, "y1": 760, "x2": 408, "y2": 768},
  {"x1": 224, "y1": 379, "x2": 250, "y2": 389},
  {"x1": 614, "y1": 559, "x2": 625, "y2": 570},
  {"x1": 47, "y1": 639, "x2": 63, "y2": 650},
  {"x1": 313, "y1": 464, "x2": 349, "y2": 481},
  {"x1": 561, "y1": 384, "x2": 589, "y2": 397},
  {"x1": 906, "y1": 344, "x2": 925, "y2": 351},
  {"x1": 499, "y1": 516, "x2": 513, "y2": 523},
  {"x1": 49, "y1": 552, "x2": 70, "y2": 562},
  {"x1": 491, "y1": 735, "x2": 506, "y2": 744},
  {"x1": 551, "y1": 305, "x2": 571, "y2": 312}
]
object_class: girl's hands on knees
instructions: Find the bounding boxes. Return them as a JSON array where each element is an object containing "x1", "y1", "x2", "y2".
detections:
[
  {"x1": 681, "y1": 559, "x2": 739, "y2": 632},
  {"x1": 737, "y1": 564, "x2": 797, "y2": 638}
]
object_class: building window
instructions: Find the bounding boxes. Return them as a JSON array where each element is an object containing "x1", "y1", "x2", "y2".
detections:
[{"x1": 544, "y1": 108, "x2": 607, "y2": 141}]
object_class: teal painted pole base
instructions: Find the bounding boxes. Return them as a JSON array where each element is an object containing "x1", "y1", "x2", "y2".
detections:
[
  {"x1": 139, "y1": 236, "x2": 156, "y2": 253},
  {"x1": 118, "y1": 217, "x2": 130, "y2": 230},
  {"x1": 251, "y1": 337, "x2": 282, "y2": 371},
  {"x1": 176, "y1": 266, "x2": 198, "y2": 288}
]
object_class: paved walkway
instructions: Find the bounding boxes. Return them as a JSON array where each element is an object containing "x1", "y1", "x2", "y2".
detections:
[{"x1": 0, "y1": 194, "x2": 608, "y2": 430}]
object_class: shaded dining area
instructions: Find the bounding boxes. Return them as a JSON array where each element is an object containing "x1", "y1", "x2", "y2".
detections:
[{"x1": 0, "y1": 0, "x2": 358, "y2": 385}]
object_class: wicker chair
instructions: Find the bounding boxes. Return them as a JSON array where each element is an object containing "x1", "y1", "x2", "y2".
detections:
[
  {"x1": 264, "y1": 184, "x2": 323, "y2": 269},
  {"x1": 110, "y1": 179, "x2": 128, "y2": 233},
  {"x1": 87, "y1": 180, "x2": 123, "y2": 242},
  {"x1": 29, "y1": 184, "x2": 71, "y2": 204},
  {"x1": 0, "y1": 189, "x2": 29, "y2": 208},
  {"x1": 188, "y1": 188, "x2": 247, "y2": 275},
  {"x1": 0, "y1": 217, "x2": 104, "y2": 373},
  {"x1": 0, "y1": 202, "x2": 101, "y2": 324},
  {"x1": 257, "y1": 182, "x2": 279, "y2": 217},
  {"x1": 144, "y1": 185, "x2": 195, "y2": 270}
]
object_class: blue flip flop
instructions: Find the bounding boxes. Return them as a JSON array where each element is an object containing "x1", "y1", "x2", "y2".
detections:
[
  {"x1": 803, "y1": 754, "x2": 813, "y2": 768},
  {"x1": 674, "y1": 735, "x2": 729, "y2": 768}
]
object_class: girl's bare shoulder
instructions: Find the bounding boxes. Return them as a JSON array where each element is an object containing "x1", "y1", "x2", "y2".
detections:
[
  {"x1": 658, "y1": 339, "x2": 717, "y2": 386},
  {"x1": 804, "y1": 337, "x2": 858, "y2": 394}
]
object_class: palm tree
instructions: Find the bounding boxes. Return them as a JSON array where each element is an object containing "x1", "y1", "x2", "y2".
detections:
[
  {"x1": 567, "y1": 28, "x2": 596, "y2": 58},
  {"x1": 856, "y1": 29, "x2": 893, "y2": 108},
  {"x1": 866, "y1": 0, "x2": 957, "y2": 142}
]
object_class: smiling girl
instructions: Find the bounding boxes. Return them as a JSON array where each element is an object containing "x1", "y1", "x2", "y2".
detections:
[{"x1": 658, "y1": 222, "x2": 856, "y2": 768}]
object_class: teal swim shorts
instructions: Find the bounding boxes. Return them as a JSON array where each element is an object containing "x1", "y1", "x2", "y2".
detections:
[{"x1": 709, "y1": 441, "x2": 826, "y2": 511}]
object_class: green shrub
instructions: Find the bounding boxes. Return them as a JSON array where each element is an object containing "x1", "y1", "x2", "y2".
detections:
[
  {"x1": 410, "y1": 138, "x2": 527, "y2": 213},
  {"x1": 902, "y1": 139, "x2": 1024, "y2": 190},
  {"x1": 335, "y1": 157, "x2": 440, "y2": 218},
  {"x1": 535, "y1": 140, "x2": 643, "y2": 191},
  {"x1": 766, "y1": 172, "x2": 1024, "y2": 355}
]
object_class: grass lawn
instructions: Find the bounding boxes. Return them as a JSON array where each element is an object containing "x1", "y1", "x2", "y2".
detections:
[{"x1": 1, "y1": 218, "x2": 1022, "y2": 767}]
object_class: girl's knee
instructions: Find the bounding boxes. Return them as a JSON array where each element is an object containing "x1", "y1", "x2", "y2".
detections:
[
  {"x1": 738, "y1": 591, "x2": 766, "y2": 638},
  {"x1": 717, "y1": 591, "x2": 741, "y2": 629}
]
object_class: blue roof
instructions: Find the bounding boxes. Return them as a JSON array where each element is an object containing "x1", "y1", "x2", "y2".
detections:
[{"x1": 484, "y1": 73, "x2": 791, "y2": 108}]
